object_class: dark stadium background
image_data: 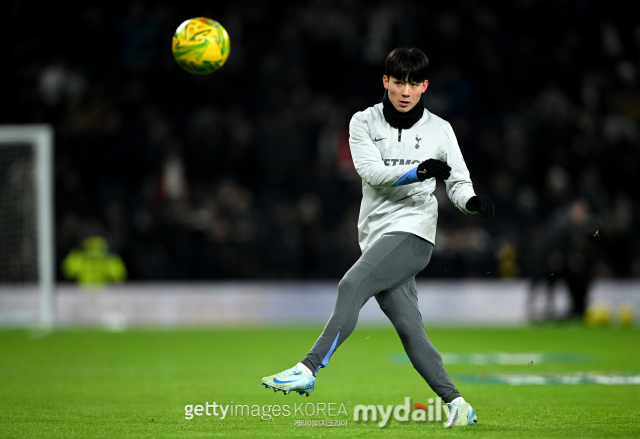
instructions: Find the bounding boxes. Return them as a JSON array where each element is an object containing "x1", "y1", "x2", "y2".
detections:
[{"x1": 3, "y1": 0, "x2": 639, "y2": 282}]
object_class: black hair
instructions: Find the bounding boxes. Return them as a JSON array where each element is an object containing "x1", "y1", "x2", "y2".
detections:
[{"x1": 385, "y1": 47, "x2": 429, "y2": 82}]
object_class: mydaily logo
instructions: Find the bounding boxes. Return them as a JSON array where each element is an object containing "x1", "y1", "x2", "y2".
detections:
[{"x1": 353, "y1": 397, "x2": 448, "y2": 428}]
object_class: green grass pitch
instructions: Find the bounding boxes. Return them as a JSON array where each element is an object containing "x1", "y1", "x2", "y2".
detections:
[{"x1": 1, "y1": 323, "x2": 639, "y2": 438}]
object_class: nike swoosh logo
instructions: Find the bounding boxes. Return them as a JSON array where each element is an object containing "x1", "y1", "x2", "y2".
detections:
[
  {"x1": 273, "y1": 378, "x2": 298, "y2": 384},
  {"x1": 373, "y1": 137, "x2": 386, "y2": 142}
]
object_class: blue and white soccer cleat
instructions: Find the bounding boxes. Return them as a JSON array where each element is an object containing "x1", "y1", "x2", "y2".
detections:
[
  {"x1": 261, "y1": 364, "x2": 315, "y2": 397},
  {"x1": 444, "y1": 397, "x2": 477, "y2": 428}
]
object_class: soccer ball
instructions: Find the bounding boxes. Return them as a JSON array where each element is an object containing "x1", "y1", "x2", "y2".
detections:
[{"x1": 172, "y1": 17, "x2": 230, "y2": 75}]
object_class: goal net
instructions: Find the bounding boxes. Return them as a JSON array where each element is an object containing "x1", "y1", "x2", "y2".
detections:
[{"x1": 0, "y1": 125, "x2": 54, "y2": 327}]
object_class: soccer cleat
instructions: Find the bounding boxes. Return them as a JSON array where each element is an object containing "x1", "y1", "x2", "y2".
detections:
[
  {"x1": 444, "y1": 397, "x2": 477, "y2": 428},
  {"x1": 262, "y1": 364, "x2": 315, "y2": 396}
]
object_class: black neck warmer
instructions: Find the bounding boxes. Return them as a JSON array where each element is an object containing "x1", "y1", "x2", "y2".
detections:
[{"x1": 382, "y1": 90, "x2": 424, "y2": 129}]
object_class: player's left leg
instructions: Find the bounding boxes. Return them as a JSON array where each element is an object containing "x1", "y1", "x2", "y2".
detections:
[
  {"x1": 375, "y1": 278, "x2": 477, "y2": 427},
  {"x1": 374, "y1": 278, "x2": 459, "y2": 402}
]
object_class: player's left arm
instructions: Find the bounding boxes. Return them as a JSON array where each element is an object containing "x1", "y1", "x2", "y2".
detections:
[{"x1": 441, "y1": 124, "x2": 495, "y2": 218}]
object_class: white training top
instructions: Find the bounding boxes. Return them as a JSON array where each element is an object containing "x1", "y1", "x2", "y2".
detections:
[{"x1": 350, "y1": 102, "x2": 476, "y2": 252}]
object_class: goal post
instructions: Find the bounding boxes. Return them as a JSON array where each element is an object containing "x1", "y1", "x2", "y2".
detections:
[{"x1": 0, "y1": 125, "x2": 54, "y2": 328}]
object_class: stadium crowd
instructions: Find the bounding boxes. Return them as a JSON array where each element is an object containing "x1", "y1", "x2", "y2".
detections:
[{"x1": 5, "y1": 0, "x2": 640, "y2": 282}]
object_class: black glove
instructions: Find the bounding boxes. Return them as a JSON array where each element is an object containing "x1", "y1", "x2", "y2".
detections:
[
  {"x1": 466, "y1": 196, "x2": 495, "y2": 218},
  {"x1": 417, "y1": 159, "x2": 451, "y2": 181}
]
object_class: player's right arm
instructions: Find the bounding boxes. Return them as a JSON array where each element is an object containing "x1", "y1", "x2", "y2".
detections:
[{"x1": 349, "y1": 112, "x2": 416, "y2": 189}]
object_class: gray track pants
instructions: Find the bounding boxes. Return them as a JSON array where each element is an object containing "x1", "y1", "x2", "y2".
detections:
[{"x1": 300, "y1": 232, "x2": 461, "y2": 403}]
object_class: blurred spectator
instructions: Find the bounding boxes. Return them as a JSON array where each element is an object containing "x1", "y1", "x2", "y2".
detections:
[
  {"x1": 528, "y1": 199, "x2": 596, "y2": 320},
  {"x1": 61, "y1": 236, "x2": 127, "y2": 288}
]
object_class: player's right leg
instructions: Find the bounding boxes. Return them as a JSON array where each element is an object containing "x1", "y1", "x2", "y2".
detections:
[{"x1": 261, "y1": 363, "x2": 316, "y2": 396}]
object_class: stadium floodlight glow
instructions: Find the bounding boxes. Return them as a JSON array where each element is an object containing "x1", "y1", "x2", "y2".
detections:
[{"x1": 0, "y1": 125, "x2": 54, "y2": 328}]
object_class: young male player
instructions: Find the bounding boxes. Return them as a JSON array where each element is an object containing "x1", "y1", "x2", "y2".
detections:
[{"x1": 262, "y1": 47, "x2": 494, "y2": 428}]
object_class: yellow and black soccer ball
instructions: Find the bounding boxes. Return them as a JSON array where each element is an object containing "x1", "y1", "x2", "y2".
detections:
[{"x1": 172, "y1": 17, "x2": 230, "y2": 74}]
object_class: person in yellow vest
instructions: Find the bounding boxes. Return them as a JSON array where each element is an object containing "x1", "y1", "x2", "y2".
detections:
[{"x1": 61, "y1": 236, "x2": 127, "y2": 287}]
